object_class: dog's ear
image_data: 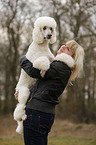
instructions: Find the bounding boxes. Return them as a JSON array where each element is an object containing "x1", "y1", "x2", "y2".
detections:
[
  {"x1": 50, "y1": 28, "x2": 56, "y2": 44},
  {"x1": 33, "y1": 27, "x2": 44, "y2": 44}
]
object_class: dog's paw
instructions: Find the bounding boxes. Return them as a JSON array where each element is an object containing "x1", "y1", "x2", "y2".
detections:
[
  {"x1": 16, "y1": 121, "x2": 23, "y2": 135},
  {"x1": 33, "y1": 56, "x2": 50, "y2": 71}
]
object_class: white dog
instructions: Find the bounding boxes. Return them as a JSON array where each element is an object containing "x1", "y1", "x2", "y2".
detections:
[{"x1": 14, "y1": 16, "x2": 57, "y2": 134}]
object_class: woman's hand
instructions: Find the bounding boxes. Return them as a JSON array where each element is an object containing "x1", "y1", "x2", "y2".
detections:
[
  {"x1": 14, "y1": 88, "x2": 19, "y2": 100},
  {"x1": 40, "y1": 70, "x2": 46, "y2": 77}
]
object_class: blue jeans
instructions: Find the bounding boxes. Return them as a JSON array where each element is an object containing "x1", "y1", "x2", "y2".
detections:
[{"x1": 23, "y1": 108, "x2": 55, "y2": 145}]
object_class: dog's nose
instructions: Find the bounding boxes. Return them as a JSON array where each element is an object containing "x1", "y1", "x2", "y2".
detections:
[{"x1": 47, "y1": 34, "x2": 52, "y2": 39}]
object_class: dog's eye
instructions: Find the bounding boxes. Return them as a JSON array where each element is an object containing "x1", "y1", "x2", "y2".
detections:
[
  {"x1": 43, "y1": 27, "x2": 46, "y2": 30},
  {"x1": 50, "y1": 27, "x2": 53, "y2": 31}
]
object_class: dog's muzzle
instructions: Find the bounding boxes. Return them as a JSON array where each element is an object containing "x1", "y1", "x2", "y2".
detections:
[
  {"x1": 44, "y1": 34, "x2": 52, "y2": 39},
  {"x1": 47, "y1": 34, "x2": 52, "y2": 39}
]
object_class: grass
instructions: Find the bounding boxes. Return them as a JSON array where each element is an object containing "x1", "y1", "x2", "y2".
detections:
[
  {"x1": 0, "y1": 137, "x2": 23, "y2": 145},
  {"x1": 0, "y1": 136, "x2": 96, "y2": 145},
  {"x1": 0, "y1": 114, "x2": 96, "y2": 145},
  {"x1": 49, "y1": 136, "x2": 96, "y2": 145}
]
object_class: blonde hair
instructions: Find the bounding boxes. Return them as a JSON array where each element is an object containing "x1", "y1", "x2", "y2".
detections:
[{"x1": 66, "y1": 40, "x2": 84, "y2": 82}]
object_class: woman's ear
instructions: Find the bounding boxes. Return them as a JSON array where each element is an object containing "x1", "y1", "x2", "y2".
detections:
[
  {"x1": 50, "y1": 29, "x2": 56, "y2": 44},
  {"x1": 33, "y1": 27, "x2": 44, "y2": 44}
]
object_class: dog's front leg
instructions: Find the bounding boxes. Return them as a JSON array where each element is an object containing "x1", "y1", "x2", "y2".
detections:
[{"x1": 33, "y1": 56, "x2": 50, "y2": 77}]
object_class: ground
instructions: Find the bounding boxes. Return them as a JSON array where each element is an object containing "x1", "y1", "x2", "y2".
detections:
[{"x1": 0, "y1": 114, "x2": 96, "y2": 145}]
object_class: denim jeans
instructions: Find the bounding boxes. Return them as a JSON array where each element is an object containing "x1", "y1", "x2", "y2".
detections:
[{"x1": 23, "y1": 108, "x2": 55, "y2": 145}]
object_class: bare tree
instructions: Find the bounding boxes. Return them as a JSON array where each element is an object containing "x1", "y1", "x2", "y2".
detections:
[
  {"x1": 47, "y1": 0, "x2": 96, "y2": 122},
  {"x1": 0, "y1": 0, "x2": 37, "y2": 113},
  {"x1": 0, "y1": 0, "x2": 96, "y2": 123}
]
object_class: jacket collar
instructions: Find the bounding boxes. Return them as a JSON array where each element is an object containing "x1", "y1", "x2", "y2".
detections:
[{"x1": 55, "y1": 53, "x2": 75, "y2": 69}]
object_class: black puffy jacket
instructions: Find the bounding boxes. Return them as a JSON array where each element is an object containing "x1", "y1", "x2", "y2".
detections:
[{"x1": 19, "y1": 56, "x2": 72, "y2": 114}]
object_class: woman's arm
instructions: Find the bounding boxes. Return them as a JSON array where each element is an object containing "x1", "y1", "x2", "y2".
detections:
[
  {"x1": 19, "y1": 56, "x2": 42, "y2": 79},
  {"x1": 19, "y1": 56, "x2": 71, "y2": 82},
  {"x1": 19, "y1": 56, "x2": 57, "y2": 79}
]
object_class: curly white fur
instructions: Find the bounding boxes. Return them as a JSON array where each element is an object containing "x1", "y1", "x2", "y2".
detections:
[
  {"x1": 14, "y1": 16, "x2": 56, "y2": 134},
  {"x1": 55, "y1": 53, "x2": 75, "y2": 69}
]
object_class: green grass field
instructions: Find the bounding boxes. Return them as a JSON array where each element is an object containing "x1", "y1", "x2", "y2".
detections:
[
  {"x1": 49, "y1": 136, "x2": 96, "y2": 145},
  {"x1": 0, "y1": 114, "x2": 96, "y2": 145},
  {"x1": 0, "y1": 136, "x2": 96, "y2": 145}
]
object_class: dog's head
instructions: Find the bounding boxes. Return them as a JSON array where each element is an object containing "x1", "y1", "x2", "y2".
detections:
[{"x1": 33, "y1": 16, "x2": 57, "y2": 44}]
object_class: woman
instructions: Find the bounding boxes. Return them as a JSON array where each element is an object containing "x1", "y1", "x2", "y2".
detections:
[{"x1": 16, "y1": 40, "x2": 84, "y2": 145}]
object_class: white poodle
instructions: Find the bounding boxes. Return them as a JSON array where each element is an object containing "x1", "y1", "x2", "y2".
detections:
[{"x1": 13, "y1": 16, "x2": 57, "y2": 134}]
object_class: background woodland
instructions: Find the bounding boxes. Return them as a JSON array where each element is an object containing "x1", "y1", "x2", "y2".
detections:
[{"x1": 0, "y1": 0, "x2": 96, "y2": 123}]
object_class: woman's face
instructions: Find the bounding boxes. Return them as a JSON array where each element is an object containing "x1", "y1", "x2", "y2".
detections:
[{"x1": 57, "y1": 44, "x2": 74, "y2": 56}]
